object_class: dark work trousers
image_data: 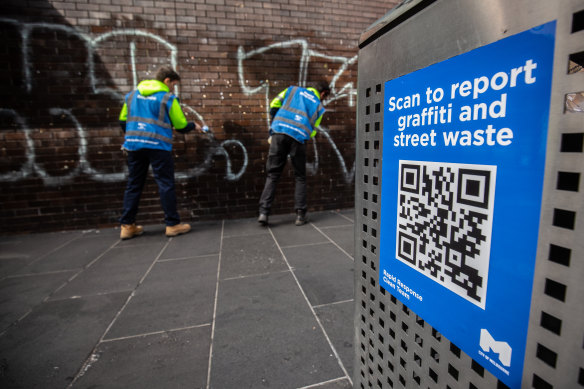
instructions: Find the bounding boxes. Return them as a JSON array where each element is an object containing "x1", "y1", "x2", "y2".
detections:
[
  {"x1": 259, "y1": 133, "x2": 307, "y2": 215},
  {"x1": 120, "y1": 148, "x2": 181, "y2": 227}
]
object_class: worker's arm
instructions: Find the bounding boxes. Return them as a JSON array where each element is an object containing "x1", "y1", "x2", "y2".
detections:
[{"x1": 269, "y1": 88, "x2": 288, "y2": 118}]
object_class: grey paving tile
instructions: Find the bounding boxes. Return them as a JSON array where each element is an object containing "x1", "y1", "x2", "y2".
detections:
[
  {"x1": 49, "y1": 243, "x2": 164, "y2": 300},
  {"x1": 18, "y1": 234, "x2": 118, "y2": 274},
  {"x1": 0, "y1": 271, "x2": 76, "y2": 333},
  {"x1": 283, "y1": 243, "x2": 354, "y2": 306},
  {"x1": 270, "y1": 222, "x2": 329, "y2": 248},
  {"x1": 309, "y1": 210, "x2": 355, "y2": 228},
  {"x1": 74, "y1": 325, "x2": 211, "y2": 389},
  {"x1": 220, "y1": 234, "x2": 287, "y2": 279},
  {"x1": 338, "y1": 208, "x2": 355, "y2": 222},
  {"x1": 210, "y1": 271, "x2": 343, "y2": 388},
  {"x1": 0, "y1": 232, "x2": 81, "y2": 278},
  {"x1": 104, "y1": 255, "x2": 218, "y2": 339},
  {"x1": 0, "y1": 292, "x2": 128, "y2": 389},
  {"x1": 317, "y1": 225, "x2": 355, "y2": 259},
  {"x1": 223, "y1": 217, "x2": 271, "y2": 238},
  {"x1": 315, "y1": 301, "x2": 355, "y2": 379},
  {"x1": 159, "y1": 220, "x2": 222, "y2": 260}
]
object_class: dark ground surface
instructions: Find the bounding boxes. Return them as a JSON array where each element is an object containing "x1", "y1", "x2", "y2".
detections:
[{"x1": 0, "y1": 209, "x2": 355, "y2": 389}]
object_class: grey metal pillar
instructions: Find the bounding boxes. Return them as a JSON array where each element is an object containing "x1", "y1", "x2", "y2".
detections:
[{"x1": 354, "y1": 1, "x2": 584, "y2": 388}]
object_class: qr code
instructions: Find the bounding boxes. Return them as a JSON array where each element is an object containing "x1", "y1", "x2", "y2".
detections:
[{"x1": 396, "y1": 160, "x2": 496, "y2": 309}]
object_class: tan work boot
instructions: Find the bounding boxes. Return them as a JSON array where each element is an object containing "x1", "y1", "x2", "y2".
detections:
[
  {"x1": 120, "y1": 224, "x2": 144, "y2": 240},
  {"x1": 165, "y1": 223, "x2": 191, "y2": 237}
]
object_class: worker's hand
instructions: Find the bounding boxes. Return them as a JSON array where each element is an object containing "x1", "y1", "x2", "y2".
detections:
[{"x1": 194, "y1": 123, "x2": 202, "y2": 132}]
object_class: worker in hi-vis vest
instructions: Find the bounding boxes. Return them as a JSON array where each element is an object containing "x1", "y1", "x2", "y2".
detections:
[
  {"x1": 118, "y1": 66, "x2": 204, "y2": 240},
  {"x1": 258, "y1": 81, "x2": 331, "y2": 226}
]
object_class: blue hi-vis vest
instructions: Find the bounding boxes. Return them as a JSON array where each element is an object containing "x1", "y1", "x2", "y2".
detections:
[
  {"x1": 123, "y1": 90, "x2": 175, "y2": 151},
  {"x1": 271, "y1": 86, "x2": 325, "y2": 143}
]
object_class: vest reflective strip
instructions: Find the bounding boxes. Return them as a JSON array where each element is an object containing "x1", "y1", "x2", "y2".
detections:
[
  {"x1": 275, "y1": 116, "x2": 312, "y2": 135},
  {"x1": 126, "y1": 91, "x2": 173, "y2": 129},
  {"x1": 125, "y1": 130, "x2": 173, "y2": 144}
]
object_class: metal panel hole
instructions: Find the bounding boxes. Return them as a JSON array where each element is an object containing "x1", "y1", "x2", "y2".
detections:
[
  {"x1": 400, "y1": 357, "x2": 406, "y2": 368},
  {"x1": 432, "y1": 328, "x2": 442, "y2": 340},
  {"x1": 400, "y1": 340, "x2": 408, "y2": 352},
  {"x1": 373, "y1": 176, "x2": 378, "y2": 185},
  {"x1": 552, "y1": 208, "x2": 576, "y2": 229},
  {"x1": 544, "y1": 278, "x2": 567, "y2": 302},
  {"x1": 413, "y1": 371, "x2": 421, "y2": 385},
  {"x1": 561, "y1": 132, "x2": 584, "y2": 152},
  {"x1": 568, "y1": 51, "x2": 584, "y2": 74},
  {"x1": 378, "y1": 333, "x2": 385, "y2": 344},
  {"x1": 387, "y1": 376, "x2": 393, "y2": 387},
  {"x1": 372, "y1": 194, "x2": 378, "y2": 203},
  {"x1": 429, "y1": 368, "x2": 438, "y2": 383},
  {"x1": 364, "y1": 141, "x2": 370, "y2": 150},
  {"x1": 415, "y1": 333, "x2": 423, "y2": 347},
  {"x1": 565, "y1": 91, "x2": 584, "y2": 112},
  {"x1": 376, "y1": 84, "x2": 381, "y2": 94},
  {"x1": 450, "y1": 342, "x2": 461, "y2": 358},
  {"x1": 548, "y1": 243, "x2": 571, "y2": 266},
  {"x1": 448, "y1": 364, "x2": 459, "y2": 380},
  {"x1": 430, "y1": 347, "x2": 439, "y2": 362},
  {"x1": 374, "y1": 140, "x2": 379, "y2": 150},
  {"x1": 497, "y1": 381, "x2": 510, "y2": 389},
  {"x1": 557, "y1": 171, "x2": 580, "y2": 191},
  {"x1": 578, "y1": 368, "x2": 584, "y2": 385},
  {"x1": 389, "y1": 328, "x2": 396, "y2": 339},
  {"x1": 470, "y1": 383, "x2": 478, "y2": 389},
  {"x1": 388, "y1": 360, "x2": 394, "y2": 371},
  {"x1": 388, "y1": 343, "x2": 395, "y2": 356},
  {"x1": 379, "y1": 317, "x2": 385, "y2": 328},
  {"x1": 377, "y1": 363, "x2": 383, "y2": 374},
  {"x1": 536, "y1": 343, "x2": 558, "y2": 368},
  {"x1": 401, "y1": 321, "x2": 408, "y2": 334},
  {"x1": 371, "y1": 228, "x2": 377, "y2": 237},
  {"x1": 471, "y1": 359, "x2": 484, "y2": 377},
  {"x1": 399, "y1": 374, "x2": 406, "y2": 386},
  {"x1": 365, "y1": 123, "x2": 370, "y2": 132},
  {"x1": 373, "y1": 158, "x2": 379, "y2": 167},
  {"x1": 572, "y1": 9, "x2": 584, "y2": 33},
  {"x1": 366, "y1": 105, "x2": 370, "y2": 115},
  {"x1": 415, "y1": 315, "x2": 424, "y2": 327},
  {"x1": 414, "y1": 353, "x2": 422, "y2": 366},
  {"x1": 540, "y1": 311, "x2": 562, "y2": 335},
  {"x1": 375, "y1": 121, "x2": 380, "y2": 131},
  {"x1": 532, "y1": 374, "x2": 553, "y2": 389},
  {"x1": 390, "y1": 311, "x2": 396, "y2": 322},
  {"x1": 366, "y1": 87, "x2": 371, "y2": 97},
  {"x1": 379, "y1": 301, "x2": 385, "y2": 312},
  {"x1": 375, "y1": 103, "x2": 380, "y2": 113}
]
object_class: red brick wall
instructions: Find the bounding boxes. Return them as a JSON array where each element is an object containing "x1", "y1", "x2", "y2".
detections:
[{"x1": 0, "y1": 0, "x2": 396, "y2": 233}]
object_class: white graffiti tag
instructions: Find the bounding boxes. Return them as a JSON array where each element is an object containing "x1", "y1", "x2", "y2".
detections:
[
  {"x1": 0, "y1": 18, "x2": 247, "y2": 184},
  {"x1": 237, "y1": 39, "x2": 356, "y2": 183}
]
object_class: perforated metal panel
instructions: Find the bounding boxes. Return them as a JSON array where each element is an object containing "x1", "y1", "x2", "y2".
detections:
[{"x1": 354, "y1": 1, "x2": 584, "y2": 388}]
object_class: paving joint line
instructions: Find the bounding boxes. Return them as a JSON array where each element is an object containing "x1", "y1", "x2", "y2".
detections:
[
  {"x1": 66, "y1": 238, "x2": 172, "y2": 388},
  {"x1": 206, "y1": 219, "x2": 224, "y2": 389},
  {"x1": 268, "y1": 226, "x2": 352, "y2": 386}
]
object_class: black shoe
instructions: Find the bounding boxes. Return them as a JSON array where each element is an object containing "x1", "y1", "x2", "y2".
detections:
[
  {"x1": 258, "y1": 213, "x2": 268, "y2": 226},
  {"x1": 295, "y1": 211, "x2": 307, "y2": 226}
]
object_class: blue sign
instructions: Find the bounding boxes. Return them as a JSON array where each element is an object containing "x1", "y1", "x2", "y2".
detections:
[{"x1": 379, "y1": 21, "x2": 555, "y2": 388}]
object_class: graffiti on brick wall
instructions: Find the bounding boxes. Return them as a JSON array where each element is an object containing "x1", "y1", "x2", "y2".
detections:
[
  {"x1": 1, "y1": 18, "x2": 355, "y2": 186},
  {"x1": 0, "y1": 18, "x2": 247, "y2": 185},
  {"x1": 237, "y1": 40, "x2": 356, "y2": 183}
]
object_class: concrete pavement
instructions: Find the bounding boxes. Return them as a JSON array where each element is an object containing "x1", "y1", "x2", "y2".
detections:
[{"x1": 0, "y1": 209, "x2": 355, "y2": 389}]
